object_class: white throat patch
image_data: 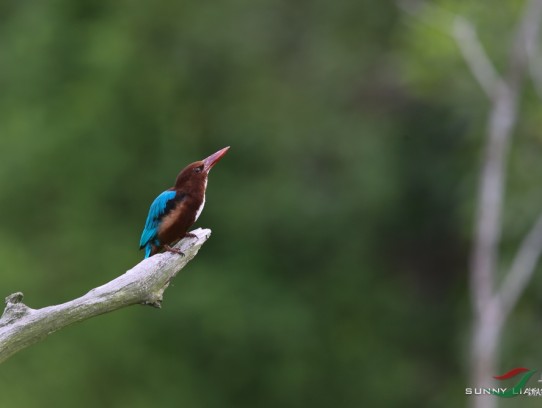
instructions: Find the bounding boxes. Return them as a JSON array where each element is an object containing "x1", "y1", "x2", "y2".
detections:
[
  {"x1": 195, "y1": 194, "x2": 205, "y2": 222},
  {"x1": 194, "y1": 178, "x2": 208, "y2": 222}
]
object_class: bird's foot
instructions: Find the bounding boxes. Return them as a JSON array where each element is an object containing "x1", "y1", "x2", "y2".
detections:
[
  {"x1": 164, "y1": 244, "x2": 185, "y2": 257},
  {"x1": 184, "y1": 232, "x2": 198, "y2": 239}
]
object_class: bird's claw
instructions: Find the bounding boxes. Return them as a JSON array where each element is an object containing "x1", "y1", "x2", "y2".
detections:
[{"x1": 164, "y1": 245, "x2": 185, "y2": 257}]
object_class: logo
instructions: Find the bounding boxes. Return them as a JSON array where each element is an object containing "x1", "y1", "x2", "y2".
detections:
[{"x1": 465, "y1": 367, "x2": 542, "y2": 398}]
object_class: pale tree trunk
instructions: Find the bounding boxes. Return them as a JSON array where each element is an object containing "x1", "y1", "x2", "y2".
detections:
[{"x1": 398, "y1": 1, "x2": 542, "y2": 407}]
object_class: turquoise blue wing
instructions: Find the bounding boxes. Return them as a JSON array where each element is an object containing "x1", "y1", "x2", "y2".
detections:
[{"x1": 139, "y1": 190, "x2": 178, "y2": 253}]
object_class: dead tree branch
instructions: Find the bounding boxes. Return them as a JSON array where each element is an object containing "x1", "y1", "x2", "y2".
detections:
[
  {"x1": 398, "y1": 1, "x2": 542, "y2": 408},
  {"x1": 452, "y1": 16, "x2": 503, "y2": 100},
  {"x1": 499, "y1": 213, "x2": 542, "y2": 320},
  {"x1": 0, "y1": 228, "x2": 211, "y2": 364},
  {"x1": 470, "y1": 5, "x2": 542, "y2": 407}
]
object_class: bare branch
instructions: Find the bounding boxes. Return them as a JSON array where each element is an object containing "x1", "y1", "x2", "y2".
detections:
[
  {"x1": 527, "y1": 50, "x2": 542, "y2": 98},
  {"x1": 469, "y1": 81, "x2": 516, "y2": 318},
  {"x1": 506, "y1": 0, "x2": 542, "y2": 88},
  {"x1": 399, "y1": 1, "x2": 542, "y2": 406},
  {"x1": 493, "y1": 0, "x2": 542, "y2": 318},
  {"x1": 397, "y1": 0, "x2": 502, "y2": 99},
  {"x1": 498, "y1": 213, "x2": 542, "y2": 320},
  {"x1": 523, "y1": 0, "x2": 542, "y2": 99},
  {"x1": 521, "y1": 0, "x2": 542, "y2": 59},
  {"x1": 468, "y1": 3, "x2": 542, "y2": 406},
  {"x1": 452, "y1": 16, "x2": 503, "y2": 100},
  {"x1": 0, "y1": 228, "x2": 211, "y2": 364},
  {"x1": 470, "y1": 0, "x2": 542, "y2": 320}
]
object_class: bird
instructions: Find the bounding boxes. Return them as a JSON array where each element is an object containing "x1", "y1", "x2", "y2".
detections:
[{"x1": 139, "y1": 146, "x2": 229, "y2": 258}]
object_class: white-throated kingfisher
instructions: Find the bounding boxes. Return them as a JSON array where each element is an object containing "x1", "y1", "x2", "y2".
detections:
[{"x1": 139, "y1": 146, "x2": 229, "y2": 258}]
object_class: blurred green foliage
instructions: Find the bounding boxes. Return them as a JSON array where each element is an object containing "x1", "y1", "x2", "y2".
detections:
[{"x1": 1, "y1": 1, "x2": 542, "y2": 407}]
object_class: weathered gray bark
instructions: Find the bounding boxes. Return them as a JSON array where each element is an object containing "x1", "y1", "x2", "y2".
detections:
[{"x1": 0, "y1": 228, "x2": 211, "y2": 364}]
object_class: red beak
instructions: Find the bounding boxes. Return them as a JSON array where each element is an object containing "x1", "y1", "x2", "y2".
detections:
[{"x1": 203, "y1": 146, "x2": 230, "y2": 173}]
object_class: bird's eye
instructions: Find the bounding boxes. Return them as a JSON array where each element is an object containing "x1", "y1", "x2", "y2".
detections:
[{"x1": 193, "y1": 166, "x2": 203, "y2": 174}]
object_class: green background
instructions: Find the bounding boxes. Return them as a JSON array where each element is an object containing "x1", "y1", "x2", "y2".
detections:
[{"x1": 0, "y1": 1, "x2": 541, "y2": 407}]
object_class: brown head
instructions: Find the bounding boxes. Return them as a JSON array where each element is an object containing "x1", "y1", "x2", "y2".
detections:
[{"x1": 174, "y1": 146, "x2": 230, "y2": 193}]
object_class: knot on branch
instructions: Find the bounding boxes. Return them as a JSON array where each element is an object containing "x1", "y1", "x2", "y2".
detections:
[
  {"x1": 6, "y1": 292, "x2": 24, "y2": 305},
  {"x1": 141, "y1": 284, "x2": 170, "y2": 309},
  {"x1": 0, "y1": 292, "x2": 33, "y2": 327},
  {"x1": 142, "y1": 298, "x2": 163, "y2": 309}
]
